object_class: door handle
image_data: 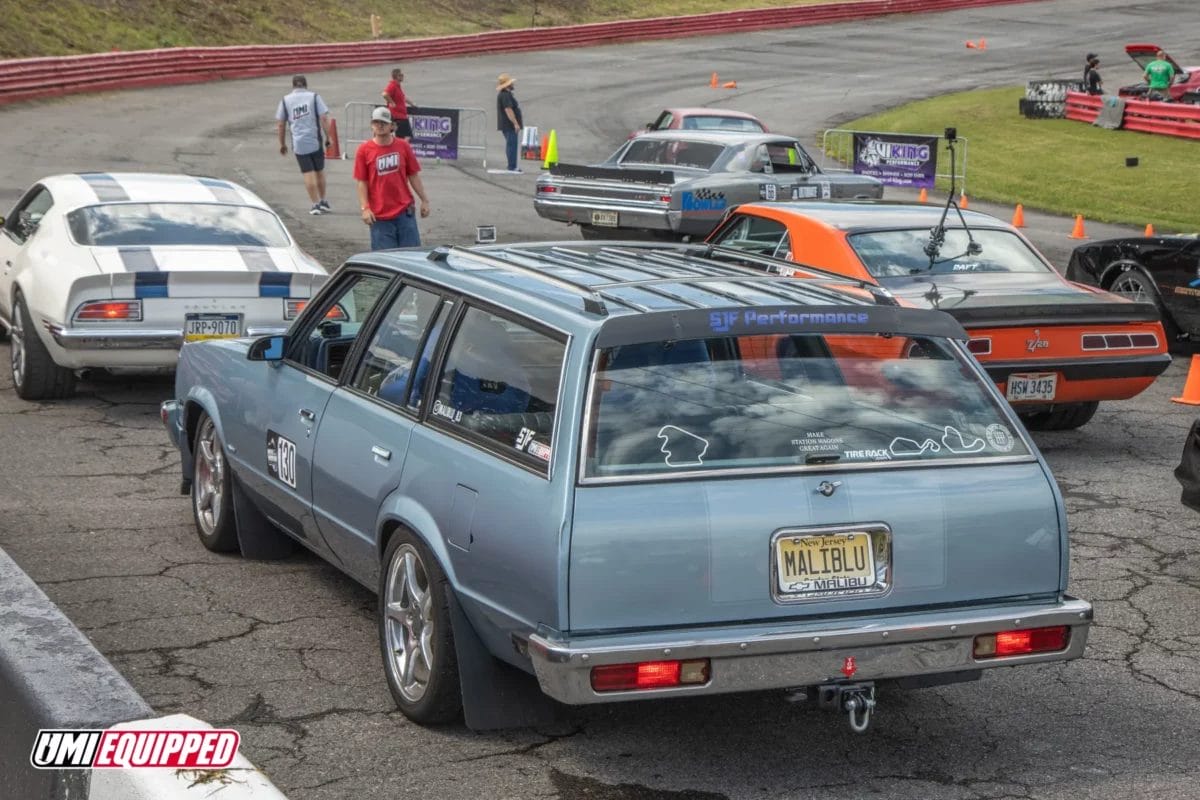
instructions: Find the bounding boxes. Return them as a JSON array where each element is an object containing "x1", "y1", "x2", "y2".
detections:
[
  {"x1": 371, "y1": 445, "x2": 392, "y2": 462},
  {"x1": 299, "y1": 408, "x2": 316, "y2": 423}
]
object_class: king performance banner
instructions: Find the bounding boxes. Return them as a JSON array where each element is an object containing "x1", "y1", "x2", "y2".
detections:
[
  {"x1": 409, "y1": 106, "x2": 461, "y2": 160},
  {"x1": 852, "y1": 133, "x2": 938, "y2": 189}
]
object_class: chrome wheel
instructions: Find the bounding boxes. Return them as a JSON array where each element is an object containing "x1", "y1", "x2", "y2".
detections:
[
  {"x1": 1111, "y1": 271, "x2": 1150, "y2": 303},
  {"x1": 193, "y1": 417, "x2": 226, "y2": 536},
  {"x1": 383, "y1": 544, "x2": 435, "y2": 703},
  {"x1": 10, "y1": 299, "x2": 25, "y2": 389}
]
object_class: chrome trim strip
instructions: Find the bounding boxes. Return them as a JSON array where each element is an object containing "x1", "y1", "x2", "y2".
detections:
[
  {"x1": 244, "y1": 326, "x2": 289, "y2": 337},
  {"x1": 47, "y1": 324, "x2": 183, "y2": 350},
  {"x1": 527, "y1": 599, "x2": 1092, "y2": 704}
]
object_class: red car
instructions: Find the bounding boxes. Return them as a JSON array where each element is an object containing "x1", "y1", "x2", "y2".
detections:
[
  {"x1": 630, "y1": 107, "x2": 767, "y2": 138},
  {"x1": 1118, "y1": 43, "x2": 1200, "y2": 103}
]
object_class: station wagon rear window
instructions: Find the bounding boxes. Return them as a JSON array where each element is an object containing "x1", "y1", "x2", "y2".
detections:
[
  {"x1": 584, "y1": 333, "x2": 1028, "y2": 479},
  {"x1": 67, "y1": 203, "x2": 291, "y2": 248},
  {"x1": 848, "y1": 228, "x2": 1051, "y2": 278}
]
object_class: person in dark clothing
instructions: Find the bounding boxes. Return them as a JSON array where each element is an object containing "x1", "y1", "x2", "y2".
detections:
[
  {"x1": 1083, "y1": 53, "x2": 1103, "y2": 95},
  {"x1": 495, "y1": 73, "x2": 523, "y2": 173}
]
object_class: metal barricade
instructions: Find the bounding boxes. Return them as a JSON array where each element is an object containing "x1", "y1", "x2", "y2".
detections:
[
  {"x1": 820, "y1": 129, "x2": 968, "y2": 196},
  {"x1": 340, "y1": 102, "x2": 487, "y2": 168}
]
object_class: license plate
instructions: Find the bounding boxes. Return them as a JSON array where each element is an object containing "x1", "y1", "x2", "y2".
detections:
[
  {"x1": 1006, "y1": 372, "x2": 1057, "y2": 401},
  {"x1": 776, "y1": 532, "x2": 876, "y2": 597},
  {"x1": 591, "y1": 210, "x2": 619, "y2": 227},
  {"x1": 184, "y1": 313, "x2": 242, "y2": 342}
]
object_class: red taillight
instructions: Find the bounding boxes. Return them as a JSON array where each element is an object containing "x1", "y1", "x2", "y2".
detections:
[
  {"x1": 967, "y1": 337, "x2": 991, "y2": 355},
  {"x1": 659, "y1": 195, "x2": 672, "y2": 203},
  {"x1": 590, "y1": 659, "x2": 710, "y2": 692},
  {"x1": 74, "y1": 300, "x2": 141, "y2": 321},
  {"x1": 974, "y1": 625, "x2": 1069, "y2": 658},
  {"x1": 284, "y1": 299, "x2": 307, "y2": 319},
  {"x1": 537, "y1": 185, "x2": 560, "y2": 194}
]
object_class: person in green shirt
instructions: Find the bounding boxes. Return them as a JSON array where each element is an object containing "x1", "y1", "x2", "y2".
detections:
[{"x1": 1144, "y1": 50, "x2": 1176, "y2": 101}]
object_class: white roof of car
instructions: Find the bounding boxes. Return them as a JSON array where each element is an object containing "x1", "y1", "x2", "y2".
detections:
[{"x1": 40, "y1": 172, "x2": 272, "y2": 213}]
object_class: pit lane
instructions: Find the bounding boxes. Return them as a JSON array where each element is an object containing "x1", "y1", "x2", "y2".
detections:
[{"x1": 2, "y1": 1, "x2": 1200, "y2": 797}]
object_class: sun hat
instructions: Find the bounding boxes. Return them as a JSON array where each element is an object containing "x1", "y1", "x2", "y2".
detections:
[{"x1": 496, "y1": 73, "x2": 515, "y2": 90}]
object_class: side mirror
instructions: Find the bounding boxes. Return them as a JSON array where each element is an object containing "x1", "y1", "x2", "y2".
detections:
[
  {"x1": 248, "y1": 335, "x2": 287, "y2": 361},
  {"x1": 0, "y1": 215, "x2": 6, "y2": 227},
  {"x1": 645, "y1": 123, "x2": 654, "y2": 130}
]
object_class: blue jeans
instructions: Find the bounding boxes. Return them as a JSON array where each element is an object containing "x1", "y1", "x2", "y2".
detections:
[
  {"x1": 503, "y1": 128, "x2": 519, "y2": 170},
  {"x1": 369, "y1": 207, "x2": 421, "y2": 250}
]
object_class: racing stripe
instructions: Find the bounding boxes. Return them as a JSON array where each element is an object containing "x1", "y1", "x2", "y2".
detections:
[
  {"x1": 258, "y1": 272, "x2": 292, "y2": 297},
  {"x1": 197, "y1": 177, "x2": 243, "y2": 204},
  {"x1": 79, "y1": 173, "x2": 130, "y2": 202},
  {"x1": 119, "y1": 247, "x2": 159, "y2": 272},
  {"x1": 134, "y1": 272, "x2": 170, "y2": 298},
  {"x1": 239, "y1": 248, "x2": 278, "y2": 271}
]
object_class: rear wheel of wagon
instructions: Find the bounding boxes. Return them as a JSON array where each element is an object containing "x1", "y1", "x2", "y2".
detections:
[
  {"x1": 192, "y1": 412, "x2": 239, "y2": 552},
  {"x1": 379, "y1": 531, "x2": 461, "y2": 724},
  {"x1": 1020, "y1": 401, "x2": 1100, "y2": 431}
]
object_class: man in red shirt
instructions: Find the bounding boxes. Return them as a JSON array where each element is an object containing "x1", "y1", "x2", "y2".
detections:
[
  {"x1": 354, "y1": 107, "x2": 431, "y2": 249},
  {"x1": 381, "y1": 67, "x2": 415, "y2": 140}
]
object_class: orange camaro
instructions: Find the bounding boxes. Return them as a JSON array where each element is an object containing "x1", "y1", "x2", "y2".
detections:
[{"x1": 706, "y1": 201, "x2": 1171, "y2": 430}]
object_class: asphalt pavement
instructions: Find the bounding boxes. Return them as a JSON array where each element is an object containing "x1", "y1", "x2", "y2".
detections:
[{"x1": 2, "y1": 1, "x2": 1199, "y2": 798}]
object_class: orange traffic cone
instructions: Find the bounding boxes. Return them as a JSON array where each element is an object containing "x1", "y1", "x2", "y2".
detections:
[
  {"x1": 539, "y1": 133, "x2": 548, "y2": 161},
  {"x1": 959, "y1": 193, "x2": 969, "y2": 209},
  {"x1": 1173, "y1": 355, "x2": 1200, "y2": 405},
  {"x1": 1068, "y1": 214, "x2": 1088, "y2": 239},
  {"x1": 722, "y1": 80, "x2": 738, "y2": 89},
  {"x1": 1011, "y1": 204, "x2": 1025, "y2": 227},
  {"x1": 710, "y1": 72, "x2": 718, "y2": 88},
  {"x1": 324, "y1": 118, "x2": 342, "y2": 159},
  {"x1": 966, "y1": 40, "x2": 977, "y2": 49},
  {"x1": 978, "y1": 38, "x2": 987, "y2": 50},
  {"x1": 1144, "y1": 223, "x2": 1155, "y2": 236},
  {"x1": 918, "y1": 187, "x2": 928, "y2": 203}
]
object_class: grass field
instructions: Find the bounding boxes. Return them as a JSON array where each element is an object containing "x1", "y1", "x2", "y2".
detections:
[
  {"x1": 843, "y1": 86, "x2": 1200, "y2": 233},
  {"x1": 0, "y1": 0, "x2": 836, "y2": 59}
]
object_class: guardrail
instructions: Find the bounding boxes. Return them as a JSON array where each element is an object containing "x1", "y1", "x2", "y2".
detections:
[
  {"x1": 1064, "y1": 91, "x2": 1200, "y2": 139},
  {"x1": 0, "y1": 0, "x2": 1040, "y2": 108}
]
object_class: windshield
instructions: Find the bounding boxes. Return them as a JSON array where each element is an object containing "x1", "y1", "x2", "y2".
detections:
[
  {"x1": 619, "y1": 139, "x2": 725, "y2": 170},
  {"x1": 585, "y1": 332, "x2": 1028, "y2": 479},
  {"x1": 67, "y1": 203, "x2": 291, "y2": 247},
  {"x1": 681, "y1": 115, "x2": 764, "y2": 133},
  {"x1": 848, "y1": 228, "x2": 1052, "y2": 278}
]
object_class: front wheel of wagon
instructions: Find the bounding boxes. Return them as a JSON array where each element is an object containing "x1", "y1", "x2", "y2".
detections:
[
  {"x1": 192, "y1": 412, "x2": 238, "y2": 552},
  {"x1": 379, "y1": 531, "x2": 461, "y2": 724}
]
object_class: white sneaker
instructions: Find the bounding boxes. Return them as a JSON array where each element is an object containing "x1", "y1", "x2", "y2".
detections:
[
  {"x1": 309, "y1": 204, "x2": 323, "y2": 215},
  {"x1": 318, "y1": 199, "x2": 331, "y2": 211},
  {"x1": 507, "y1": 168, "x2": 523, "y2": 174}
]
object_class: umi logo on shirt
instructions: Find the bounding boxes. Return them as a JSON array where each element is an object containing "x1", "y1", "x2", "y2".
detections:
[
  {"x1": 291, "y1": 102, "x2": 311, "y2": 120},
  {"x1": 376, "y1": 152, "x2": 400, "y2": 175}
]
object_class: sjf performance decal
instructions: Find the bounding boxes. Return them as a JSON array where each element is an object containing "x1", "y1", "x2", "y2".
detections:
[{"x1": 267, "y1": 430, "x2": 297, "y2": 489}]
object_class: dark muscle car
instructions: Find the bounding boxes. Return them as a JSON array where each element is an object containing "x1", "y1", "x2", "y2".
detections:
[
  {"x1": 1066, "y1": 235, "x2": 1200, "y2": 346},
  {"x1": 533, "y1": 131, "x2": 883, "y2": 241}
]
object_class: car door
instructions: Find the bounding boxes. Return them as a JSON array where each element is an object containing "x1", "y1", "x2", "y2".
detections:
[
  {"x1": 235, "y1": 269, "x2": 393, "y2": 554},
  {"x1": 0, "y1": 185, "x2": 54, "y2": 327},
  {"x1": 311, "y1": 285, "x2": 453, "y2": 585},
  {"x1": 399, "y1": 304, "x2": 570, "y2": 630}
]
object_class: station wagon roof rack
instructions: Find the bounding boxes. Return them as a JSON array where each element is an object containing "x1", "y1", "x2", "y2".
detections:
[{"x1": 428, "y1": 243, "x2": 895, "y2": 319}]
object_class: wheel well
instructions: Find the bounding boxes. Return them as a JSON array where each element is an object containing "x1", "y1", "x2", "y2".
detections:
[
  {"x1": 1100, "y1": 261, "x2": 1150, "y2": 290},
  {"x1": 183, "y1": 401, "x2": 206, "y2": 449}
]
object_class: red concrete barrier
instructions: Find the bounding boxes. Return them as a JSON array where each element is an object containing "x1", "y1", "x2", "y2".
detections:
[
  {"x1": 1064, "y1": 90, "x2": 1200, "y2": 140},
  {"x1": 0, "y1": 0, "x2": 1041, "y2": 107}
]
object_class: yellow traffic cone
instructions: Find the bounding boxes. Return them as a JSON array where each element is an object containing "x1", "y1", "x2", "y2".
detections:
[{"x1": 542, "y1": 129, "x2": 558, "y2": 170}]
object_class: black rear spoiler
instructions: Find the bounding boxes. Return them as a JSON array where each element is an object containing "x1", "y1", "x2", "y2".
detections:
[
  {"x1": 550, "y1": 163, "x2": 675, "y2": 184},
  {"x1": 943, "y1": 300, "x2": 1162, "y2": 327}
]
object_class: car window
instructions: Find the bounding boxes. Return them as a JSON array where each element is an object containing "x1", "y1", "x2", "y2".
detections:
[
  {"x1": 620, "y1": 139, "x2": 725, "y2": 170},
  {"x1": 766, "y1": 142, "x2": 814, "y2": 173},
  {"x1": 652, "y1": 112, "x2": 672, "y2": 130},
  {"x1": 66, "y1": 203, "x2": 291, "y2": 247},
  {"x1": 848, "y1": 228, "x2": 1055, "y2": 278},
  {"x1": 710, "y1": 215, "x2": 789, "y2": 258},
  {"x1": 585, "y1": 333, "x2": 1028, "y2": 479},
  {"x1": 430, "y1": 307, "x2": 566, "y2": 472},
  {"x1": 351, "y1": 285, "x2": 444, "y2": 408},
  {"x1": 4, "y1": 186, "x2": 53, "y2": 244},
  {"x1": 687, "y1": 116, "x2": 764, "y2": 133},
  {"x1": 287, "y1": 273, "x2": 391, "y2": 380}
]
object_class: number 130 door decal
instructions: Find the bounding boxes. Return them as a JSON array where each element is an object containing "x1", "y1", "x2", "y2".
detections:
[{"x1": 267, "y1": 430, "x2": 298, "y2": 489}]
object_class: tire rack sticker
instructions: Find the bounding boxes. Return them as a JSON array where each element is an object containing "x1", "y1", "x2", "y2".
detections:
[{"x1": 266, "y1": 430, "x2": 298, "y2": 488}]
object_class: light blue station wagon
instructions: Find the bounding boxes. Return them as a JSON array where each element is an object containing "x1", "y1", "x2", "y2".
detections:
[{"x1": 162, "y1": 242, "x2": 1092, "y2": 732}]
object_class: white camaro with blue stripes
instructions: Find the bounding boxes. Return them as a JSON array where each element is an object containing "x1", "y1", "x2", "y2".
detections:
[{"x1": 0, "y1": 172, "x2": 327, "y2": 400}]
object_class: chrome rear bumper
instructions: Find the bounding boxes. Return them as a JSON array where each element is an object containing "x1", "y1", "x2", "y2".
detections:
[
  {"x1": 48, "y1": 324, "x2": 182, "y2": 350},
  {"x1": 528, "y1": 598, "x2": 1092, "y2": 705}
]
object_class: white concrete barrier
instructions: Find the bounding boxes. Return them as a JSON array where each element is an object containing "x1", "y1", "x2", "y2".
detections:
[{"x1": 88, "y1": 714, "x2": 288, "y2": 800}]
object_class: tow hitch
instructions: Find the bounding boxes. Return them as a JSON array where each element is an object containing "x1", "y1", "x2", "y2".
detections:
[{"x1": 788, "y1": 682, "x2": 877, "y2": 733}]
